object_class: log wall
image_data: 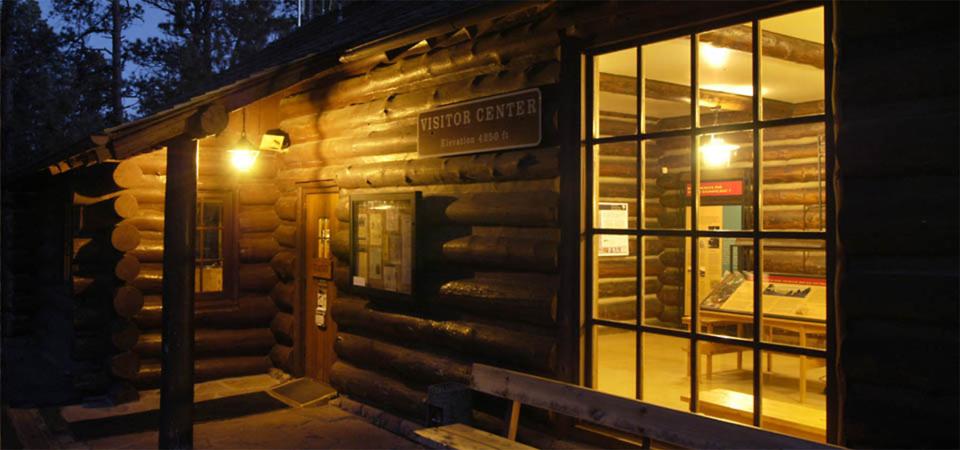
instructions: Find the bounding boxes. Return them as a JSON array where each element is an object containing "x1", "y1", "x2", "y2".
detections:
[
  {"x1": 68, "y1": 98, "x2": 284, "y2": 394},
  {"x1": 1, "y1": 181, "x2": 79, "y2": 405},
  {"x1": 834, "y1": 3, "x2": 958, "y2": 448},
  {"x1": 275, "y1": 5, "x2": 565, "y2": 420}
]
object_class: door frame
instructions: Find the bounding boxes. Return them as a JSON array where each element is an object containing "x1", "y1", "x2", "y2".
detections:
[{"x1": 295, "y1": 180, "x2": 338, "y2": 377}]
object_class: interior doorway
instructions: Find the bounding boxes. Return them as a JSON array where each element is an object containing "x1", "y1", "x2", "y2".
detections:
[{"x1": 298, "y1": 183, "x2": 339, "y2": 383}]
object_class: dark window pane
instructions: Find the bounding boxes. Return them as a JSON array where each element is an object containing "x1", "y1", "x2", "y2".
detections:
[
  {"x1": 202, "y1": 201, "x2": 223, "y2": 227},
  {"x1": 203, "y1": 230, "x2": 221, "y2": 260}
]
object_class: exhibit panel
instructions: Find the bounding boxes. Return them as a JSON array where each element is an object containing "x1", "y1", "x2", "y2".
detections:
[{"x1": 586, "y1": 5, "x2": 830, "y2": 442}]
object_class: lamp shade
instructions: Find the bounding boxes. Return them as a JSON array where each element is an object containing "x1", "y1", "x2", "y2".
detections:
[{"x1": 229, "y1": 135, "x2": 259, "y2": 172}]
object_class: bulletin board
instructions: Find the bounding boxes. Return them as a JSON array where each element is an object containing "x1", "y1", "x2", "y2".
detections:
[{"x1": 349, "y1": 192, "x2": 419, "y2": 299}]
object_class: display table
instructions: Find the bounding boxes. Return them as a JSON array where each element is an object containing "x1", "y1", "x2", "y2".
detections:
[{"x1": 686, "y1": 271, "x2": 827, "y2": 401}]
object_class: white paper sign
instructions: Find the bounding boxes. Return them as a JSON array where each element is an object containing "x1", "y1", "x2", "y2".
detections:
[{"x1": 598, "y1": 202, "x2": 629, "y2": 256}]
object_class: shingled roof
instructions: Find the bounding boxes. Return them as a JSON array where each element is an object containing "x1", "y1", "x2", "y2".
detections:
[{"x1": 6, "y1": 0, "x2": 493, "y2": 182}]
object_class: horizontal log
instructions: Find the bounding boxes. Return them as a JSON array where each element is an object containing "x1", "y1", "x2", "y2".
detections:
[
  {"x1": 273, "y1": 224, "x2": 297, "y2": 248},
  {"x1": 239, "y1": 264, "x2": 280, "y2": 293},
  {"x1": 764, "y1": 208, "x2": 824, "y2": 230},
  {"x1": 74, "y1": 370, "x2": 111, "y2": 393},
  {"x1": 124, "y1": 149, "x2": 229, "y2": 177},
  {"x1": 329, "y1": 361, "x2": 427, "y2": 420},
  {"x1": 238, "y1": 183, "x2": 281, "y2": 205},
  {"x1": 110, "y1": 224, "x2": 142, "y2": 252},
  {"x1": 133, "y1": 328, "x2": 274, "y2": 358},
  {"x1": 270, "y1": 281, "x2": 295, "y2": 313},
  {"x1": 131, "y1": 264, "x2": 162, "y2": 294},
  {"x1": 445, "y1": 191, "x2": 558, "y2": 227},
  {"x1": 335, "y1": 198, "x2": 350, "y2": 222},
  {"x1": 657, "y1": 285, "x2": 683, "y2": 307},
  {"x1": 600, "y1": 73, "x2": 792, "y2": 118},
  {"x1": 270, "y1": 344, "x2": 294, "y2": 373},
  {"x1": 134, "y1": 356, "x2": 271, "y2": 388},
  {"x1": 114, "y1": 285, "x2": 145, "y2": 319},
  {"x1": 275, "y1": 197, "x2": 297, "y2": 221},
  {"x1": 121, "y1": 208, "x2": 163, "y2": 232},
  {"x1": 336, "y1": 147, "x2": 559, "y2": 189},
  {"x1": 440, "y1": 235, "x2": 557, "y2": 272},
  {"x1": 72, "y1": 161, "x2": 143, "y2": 196},
  {"x1": 302, "y1": 24, "x2": 559, "y2": 112},
  {"x1": 598, "y1": 256, "x2": 665, "y2": 277},
  {"x1": 434, "y1": 275, "x2": 557, "y2": 326},
  {"x1": 763, "y1": 188, "x2": 825, "y2": 206},
  {"x1": 74, "y1": 238, "x2": 126, "y2": 264},
  {"x1": 112, "y1": 320, "x2": 141, "y2": 350},
  {"x1": 73, "y1": 322, "x2": 141, "y2": 358},
  {"x1": 271, "y1": 312, "x2": 295, "y2": 346},
  {"x1": 239, "y1": 207, "x2": 280, "y2": 233},
  {"x1": 598, "y1": 277, "x2": 662, "y2": 298},
  {"x1": 239, "y1": 235, "x2": 281, "y2": 263},
  {"x1": 129, "y1": 237, "x2": 163, "y2": 263},
  {"x1": 336, "y1": 332, "x2": 471, "y2": 385},
  {"x1": 124, "y1": 187, "x2": 165, "y2": 205},
  {"x1": 699, "y1": 25, "x2": 824, "y2": 69},
  {"x1": 270, "y1": 252, "x2": 296, "y2": 282},
  {"x1": 133, "y1": 295, "x2": 277, "y2": 330},
  {"x1": 81, "y1": 194, "x2": 139, "y2": 231},
  {"x1": 764, "y1": 248, "x2": 825, "y2": 276},
  {"x1": 309, "y1": 61, "x2": 560, "y2": 139},
  {"x1": 332, "y1": 296, "x2": 555, "y2": 372},
  {"x1": 111, "y1": 351, "x2": 140, "y2": 380}
]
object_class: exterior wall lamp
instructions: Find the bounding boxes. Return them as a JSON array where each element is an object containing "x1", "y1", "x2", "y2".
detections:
[{"x1": 229, "y1": 107, "x2": 290, "y2": 172}]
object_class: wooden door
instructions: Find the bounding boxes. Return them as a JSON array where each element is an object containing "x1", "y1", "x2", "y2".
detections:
[{"x1": 302, "y1": 190, "x2": 338, "y2": 382}]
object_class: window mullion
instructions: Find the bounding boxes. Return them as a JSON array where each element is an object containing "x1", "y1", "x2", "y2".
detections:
[
  {"x1": 635, "y1": 44, "x2": 644, "y2": 402},
  {"x1": 688, "y1": 31, "x2": 700, "y2": 415},
  {"x1": 584, "y1": 53, "x2": 596, "y2": 390},
  {"x1": 751, "y1": 18, "x2": 763, "y2": 428}
]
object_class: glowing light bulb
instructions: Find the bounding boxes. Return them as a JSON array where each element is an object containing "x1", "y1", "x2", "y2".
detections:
[
  {"x1": 701, "y1": 43, "x2": 729, "y2": 68},
  {"x1": 701, "y1": 135, "x2": 738, "y2": 167},
  {"x1": 229, "y1": 149, "x2": 259, "y2": 172}
]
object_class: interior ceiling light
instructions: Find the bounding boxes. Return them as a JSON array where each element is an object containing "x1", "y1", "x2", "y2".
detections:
[
  {"x1": 701, "y1": 106, "x2": 739, "y2": 168},
  {"x1": 229, "y1": 108, "x2": 259, "y2": 172},
  {"x1": 701, "y1": 135, "x2": 738, "y2": 167},
  {"x1": 700, "y1": 42, "x2": 730, "y2": 68}
]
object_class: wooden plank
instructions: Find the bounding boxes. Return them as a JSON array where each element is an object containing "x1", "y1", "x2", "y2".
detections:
[
  {"x1": 413, "y1": 424, "x2": 535, "y2": 450},
  {"x1": 691, "y1": 389, "x2": 825, "y2": 443},
  {"x1": 470, "y1": 364, "x2": 836, "y2": 450},
  {"x1": 504, "y1": 400, "x2": 521, "y2": 440}
]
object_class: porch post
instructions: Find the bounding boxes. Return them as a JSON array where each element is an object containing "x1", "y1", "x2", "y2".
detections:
[{"x1": 160, "y1": 135, "x2": 198, "y2": 449}]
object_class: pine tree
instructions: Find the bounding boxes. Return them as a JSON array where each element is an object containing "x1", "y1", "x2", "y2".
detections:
[
  {"x1": 0, "y1": 0, "x2": 72, "y2": 167},
  {"x1": 128, "y1": 0, "x2": 296, "y2": 116}
]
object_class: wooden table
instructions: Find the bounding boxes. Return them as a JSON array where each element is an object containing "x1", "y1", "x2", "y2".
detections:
[{"x1": 683, "y1": 310, "x2": 826, "y2": 401}]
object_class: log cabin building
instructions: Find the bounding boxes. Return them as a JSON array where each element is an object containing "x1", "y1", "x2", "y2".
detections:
[{"x1": 2, "y1": 1, "x2": 957, "y2": 448}]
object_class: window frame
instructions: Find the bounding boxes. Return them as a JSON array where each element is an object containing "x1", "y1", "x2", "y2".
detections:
[
  {"x1": 581, "y1": 2, "x2": 836, "y2": 443},
  {"x1": 195, "y1": 190, "x2": 239, "y2": 301}
]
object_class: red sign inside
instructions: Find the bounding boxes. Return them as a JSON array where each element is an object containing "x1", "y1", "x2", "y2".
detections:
[{"x1": 685, "y1": 180, "x2": 744, "y2": 197}]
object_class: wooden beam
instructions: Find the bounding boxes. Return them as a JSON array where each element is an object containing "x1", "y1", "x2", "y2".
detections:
[
  {"x1": 159, "y1": 136, "x2": 197, "y2": 449},
  {"x1": 599, "y1": 73, "x2": 793, "y2": 118},
  {"x1": 471, "y1": 364, "x2": 836, "y2": 450},
  {"x1": 701, "y1": 25, "x2": 824, "y2": 70}
]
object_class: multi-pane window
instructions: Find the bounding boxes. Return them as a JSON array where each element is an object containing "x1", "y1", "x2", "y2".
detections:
[
  {"x1": 195, "y1": 192, "x2": 234, "y2": 298},
  {"x1": 586, "y1": 7, "x2": 830, "y2": 443}
]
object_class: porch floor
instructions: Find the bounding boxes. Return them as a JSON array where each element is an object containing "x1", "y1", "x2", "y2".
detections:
[{"x1": 6, "y1": 374, "x2": 424, "y2": 449}]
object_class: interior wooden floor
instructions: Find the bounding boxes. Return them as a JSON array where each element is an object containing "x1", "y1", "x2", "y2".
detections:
[{"x1": 594, "y1": 330, "x2": 826, "y2": 440}]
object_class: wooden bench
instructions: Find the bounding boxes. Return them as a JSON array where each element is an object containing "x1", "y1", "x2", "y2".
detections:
[{"x1": 413, "y1": 363, "x2": 836, "y2": 450}]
